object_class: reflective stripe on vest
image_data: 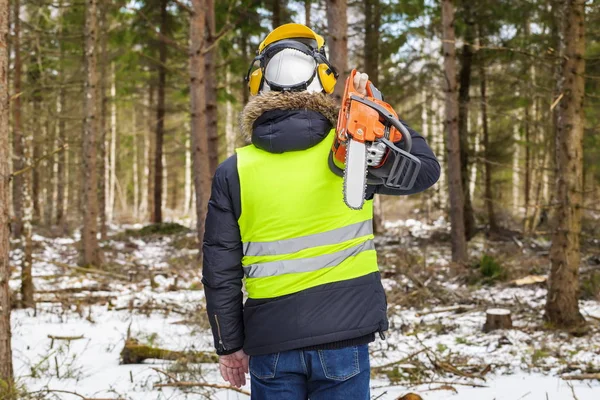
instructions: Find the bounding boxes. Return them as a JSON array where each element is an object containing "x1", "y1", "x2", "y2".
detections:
[{"x1": 236, "y1": 128, "x2": 379, "y2": 299}]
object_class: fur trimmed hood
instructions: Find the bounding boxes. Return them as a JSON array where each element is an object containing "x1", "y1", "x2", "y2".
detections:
[{"x1": 240, "y1": 91, "x2": 339, "y2": 140}]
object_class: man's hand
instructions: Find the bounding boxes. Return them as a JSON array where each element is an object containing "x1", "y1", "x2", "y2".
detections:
[
  {"x1": 353, "y1": 71, "x2": 369, "y2": 95},
  {"x1": 219, "y1": 349, "x2": 249, "y2": 388}
]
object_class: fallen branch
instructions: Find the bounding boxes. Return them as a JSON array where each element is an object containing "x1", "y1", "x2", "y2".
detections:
[
  {"x1": 120, "y1": 338, "x2": 218, "y2": 364},
  {"x1": 409, "y1": 380, "x2": 488, "y2": 388},
  {"x1": 33, "y1": 257, "x2": 128, "y2": 280},
  {"x1": 415, "y1": 306, "x2": 476, "y2": 317},
  {"x1": 372, "y1": 349, "x2": 427, "y2": 373},
  {"x1": 153, "y1": 381, "x2": 250, "y2": 395},
  {"x1": 29, "y1": 388, "x2": 124, "y2": 400},
  {"x1": 561, "y1": 373, "x2": 600, "y2": 381},
  {"x1": 48, "y1": 334, "x2": 84, "y2": 349}
]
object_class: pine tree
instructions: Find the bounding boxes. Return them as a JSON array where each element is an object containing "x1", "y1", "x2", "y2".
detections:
[
  {"x1": 0, "y1": 0, "x2": 14, "y2": 391},
  {"x1": 545, "y1": 0, "x2": 586, "y2": 329}
]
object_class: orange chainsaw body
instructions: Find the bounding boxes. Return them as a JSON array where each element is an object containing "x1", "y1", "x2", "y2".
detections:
[{"x1": 332, "y1": 69, "x2": 403, "y2": 166}]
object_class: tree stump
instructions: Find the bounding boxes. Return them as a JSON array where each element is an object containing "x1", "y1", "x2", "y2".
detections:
[{"x1": 483, "y1": 308, "x2": 512, "y2": 332}]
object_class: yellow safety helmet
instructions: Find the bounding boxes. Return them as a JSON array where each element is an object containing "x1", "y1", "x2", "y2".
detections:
[{"x1": 245, "y1": 23, "x2": 338, "y2": 95}]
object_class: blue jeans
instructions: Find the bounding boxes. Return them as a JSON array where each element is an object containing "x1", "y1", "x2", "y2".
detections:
[{"x1": 249, "y1": 344, "x2": 370, "y2": 400}]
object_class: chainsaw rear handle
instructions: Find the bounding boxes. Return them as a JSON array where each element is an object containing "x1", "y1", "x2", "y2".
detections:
[{"x1": 349, "y1": 94, "x2": 412, "y2": 152}]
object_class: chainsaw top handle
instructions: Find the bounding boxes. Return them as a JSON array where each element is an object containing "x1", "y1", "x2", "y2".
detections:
[
  {"x1": 348, "y1": 95, "x2": 412, "y2": 153},
  {"x1": 347, "y1": 69, "x2": 376, "y2": 98}
]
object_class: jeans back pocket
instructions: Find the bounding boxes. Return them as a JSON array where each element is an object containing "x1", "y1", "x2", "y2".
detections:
[
  {"x1": 249, "y1": 353, "x2": 280, "y2": 380},
  {"x1": 318, "y1": 346, "x2": 360, "y2": 381}
]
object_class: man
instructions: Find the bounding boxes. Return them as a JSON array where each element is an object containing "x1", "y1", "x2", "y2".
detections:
[{"x1": 202, "y1": 24, "x2": 440, "y2": 399}]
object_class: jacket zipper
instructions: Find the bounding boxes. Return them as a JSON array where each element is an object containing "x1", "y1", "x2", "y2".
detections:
[{"x1": 214, "y1": 314, "x2": 227, "y2": 350}]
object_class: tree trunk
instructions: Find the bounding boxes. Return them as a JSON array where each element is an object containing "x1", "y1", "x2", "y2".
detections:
[
  {"x1": 478, "y1": 33, "x2": 497, "y2": 232},
  {"x1": 512, "y1": 119, "x2": 521, "y2": 215},
  {"x1": 305, "y1": 0, "x2": 311, "y2": 26},
  {"x1": 326, "y1": 0, "x2": 348, "y2": 103},
  {"x1": 545, "y1": 0, "x2": 586, "y2": 329},
  {"x1": 140, "y1": 93, "x2": 149, "y2": 220},
  {"x1": 56, "y1": 0, "x2": 67, "y2": 233},
  {"x1": 363, "y1": 0, "x2": 383, "y2": 231},
  {"x1": 13, "y1": 0, "x2": 33, "y2": 308},
  {"x1": 81, "y1": 0, "x2": 102, "y2": 266},
  {"x1": 32, "y1": 95, "x2": 41, "y2": 222},
  {"x1": 272, "y1": 0, "x2": 280, "y2": 28},
  {"x1": 153, "y1": 0, "x2": 168, "y2": 223},
  {"x1": 184, "y1": 136, "x2": 192, "y2": 215},
  {"x1": 431, "y1": 95, "x2": 447, "y2": 210},
  {"x1": 133, "y1": 109, "x2": 140, "y2": 220},
  {"x1": 364, "y1": 0, "x2": 380, "y2": 86},
  {"x1": 241, "y1": 35, "x2": 249, "y2": 106},
  {"x1": 11, "y1": 0, "x2": 23, "y2": 238},
  {"x1": 0, "y1": 1, "x2": 14, "y2": 390},
  {"x1": 98, "y1": 1, "x2": 108, "y2": 239},
  {"x1": 190, "y1": 0, "x2": 210, "y2": 256},
  {"x1": 225, "y1": 69, "x2": 236, "y2": 157},
  {"x1": 205, "y1": 0, "x2": 219, "y2": 177},
  {"x1": 441, "y1": 0, "x2": 467, "y2": 263},
  {"x1": 457, "y1": 4, "x2": 475, "y2": 240},
  {"x1": 108, "y1": 63, "x2": 117, "y2": 223},
  {"x1": 146, "y1": 84, "x2": 155, "y2": 221},
  {"x1": 56, "y1": 76, "x2": 67, "y2": 233}
]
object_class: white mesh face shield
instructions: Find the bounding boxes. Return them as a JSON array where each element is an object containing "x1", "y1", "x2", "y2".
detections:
[{"x1": 261, "y1": 48, "x2": 324, "y2": 94}]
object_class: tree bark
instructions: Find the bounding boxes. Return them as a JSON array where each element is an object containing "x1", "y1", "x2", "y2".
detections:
[
  {"x1": 326, "y1": 0, "x2": 348, "y2": 103},
  {"x1": 190, "y1": 0, "x2": 210, "y2": 256},
  {"x1": 364, "y1": 0, "x2": 383, "y2": 232},
  {"x1": 457, "y1": 4, "x2": 475, "y2": 240},
  {"x1": 241, "y1": 35, "x2": 249, "y2": 106},
  {"x1": 108, "y1": 63, "x2": 117, "y2": 223},
  {"x1": 364, "y1": 0, "x2": 380, "y2": 87},
  {"x1": 305, "y1": 0, "x2": 311, "y2": 27},
  {"x1": 205, "y1": 0, "x2": 219, "y2": 177},
  {"x1": 13, "y1": 0, "x2": 33, "y2": 307},
  {"x1": 146, "y1": 84, "x2": 155, "y2": 221},
  {"x1": 81, "y1": 0, "x2": 102, "y2": 266},
  {"x1": 133, "y1": 109, "x2": 140, "y2": 220},
  {"x1": 441, "y1": 0, "x2": 467, "y2": 263},
  {"x1": 272, "y1": 0, "x2": 280, "y2": 28},
  {"x1": 545, "y1": 0, "x2": 586, "y2": 329},
  {"x1": 11, "y1": 0, "x2": 23, "y2": 238},
  {"x1": 98, "y1": 1, "x2": 108, "y2": 239},
  {"x1": 0, "y1": 0, "x2": 15, "y2": 390},
  {"x1": 56, "y1": 0, "x2": 67, "y2": 233},
  {"x1": 478, "y1": 31, "x2": 497, "y2": 232},
  {"x1": 153, "y1": 0, "x2": 168, "y2": 223}
]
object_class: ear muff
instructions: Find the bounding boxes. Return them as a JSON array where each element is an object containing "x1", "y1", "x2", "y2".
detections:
[
  {"x1": 248, "y1": 68, "x2": 263, "y2": 96},
  {"x1": 317, "y1": 63, "x2": 337, "y2": 94}
]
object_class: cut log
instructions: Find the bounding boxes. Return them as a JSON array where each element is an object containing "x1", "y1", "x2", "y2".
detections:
[
  {"x1": 398, "y1": 394, "x2": 424, "y2": 400},
  {"x1": 483, "y1": 308, "x2": 513, "y2": 332},
  {"x1": 120, "y1": 338, "x2": 217, "y2": 364}
]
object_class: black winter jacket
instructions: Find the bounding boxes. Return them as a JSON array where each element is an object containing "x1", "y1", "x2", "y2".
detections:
[{"x1": 202, "y1": 92, "x2": 440, "y2": 356}]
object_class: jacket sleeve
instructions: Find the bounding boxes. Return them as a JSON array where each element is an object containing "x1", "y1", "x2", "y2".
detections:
[
  {"x1": 202, "y1": 157, "x2": 245, "y2": 355},
  {"x1": 367, "y1": 120, "x2": 440, "y2": 197}
]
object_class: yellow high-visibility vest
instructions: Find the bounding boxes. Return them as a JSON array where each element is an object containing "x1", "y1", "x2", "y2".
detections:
[{"x1": 236, "y1": 129, "x2": 379, "y2": 299}]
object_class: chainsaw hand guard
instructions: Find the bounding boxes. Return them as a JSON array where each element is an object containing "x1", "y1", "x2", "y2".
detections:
[{"x1": 378, "y1": 138, "x2": 422, "y2": 190}]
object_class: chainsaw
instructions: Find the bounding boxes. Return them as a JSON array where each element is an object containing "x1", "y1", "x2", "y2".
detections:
[{"x1": 329, "y1": 69, "x2": 422, "y2": 209}]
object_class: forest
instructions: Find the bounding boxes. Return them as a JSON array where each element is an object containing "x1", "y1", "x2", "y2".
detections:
[{"x1": 0, "y1": 0, "x2": 599, "y2": 399}]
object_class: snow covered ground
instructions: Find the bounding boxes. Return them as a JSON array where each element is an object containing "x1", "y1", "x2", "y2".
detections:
[{"x1": 9, "y1": 222, "x2": 600, "y2": 399}]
